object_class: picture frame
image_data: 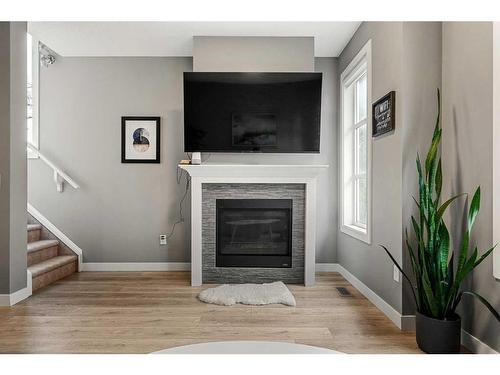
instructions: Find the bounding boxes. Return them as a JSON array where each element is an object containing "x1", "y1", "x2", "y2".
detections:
[
  {"x1": 372, "y1": 91, "x2": 396, "y2": 138},
  {"x1": 121, "y1": 116, "x2": 161, "y2": 163}
]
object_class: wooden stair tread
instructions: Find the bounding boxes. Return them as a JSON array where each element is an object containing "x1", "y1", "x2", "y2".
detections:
[
  {"x1": 27, "y1": 239, "x2": 59, "y2": 253},
  {"x1": 27, "y1": 223, "x2": 42, "y2": 231},
  {"x1": 29, "y1": 255, "x2": 77, "y2": 277}
]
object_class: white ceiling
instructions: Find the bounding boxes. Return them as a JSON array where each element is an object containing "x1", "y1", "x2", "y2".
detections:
[{"x1": 28, "y1": 22, "x2": 361, "y2": 57}]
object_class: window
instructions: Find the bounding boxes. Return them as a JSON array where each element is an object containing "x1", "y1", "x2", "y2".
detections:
[
  {"x1": 27, "y1": 33, "x2": 39, "y2": 158},
  {"x1": 340, "y1": 40, "x2": 372, "y2": 243}
]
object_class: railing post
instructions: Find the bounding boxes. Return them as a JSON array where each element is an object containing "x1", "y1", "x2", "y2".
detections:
[
  {"x1": 53, "y1": 170, "x2": 64, "y2": 193},
  {"x1": 27, "y1": 144, "x2": 80, "y2": 191}
]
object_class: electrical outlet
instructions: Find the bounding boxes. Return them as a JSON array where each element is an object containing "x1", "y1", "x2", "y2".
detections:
[
  {"x1": 393, "y1": 265, "x2": 400, "y2": 282},
  {"x1": 159, "y1": 235, "x2": 167, "y2": 246}
]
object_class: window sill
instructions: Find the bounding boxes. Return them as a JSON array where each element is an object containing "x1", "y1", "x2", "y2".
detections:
[{"x1": 340, "y1": 223, "x2": 371, "y2": 244}]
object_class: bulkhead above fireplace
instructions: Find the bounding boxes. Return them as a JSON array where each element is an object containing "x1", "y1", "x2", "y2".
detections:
[{"x1": 216, "y1": 199, "x2": 292, "y2": 268}]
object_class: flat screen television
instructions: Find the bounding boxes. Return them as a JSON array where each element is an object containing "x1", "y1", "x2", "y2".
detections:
[{"x1": 183, "y1": 72, "x2": 322, "y2": 153}]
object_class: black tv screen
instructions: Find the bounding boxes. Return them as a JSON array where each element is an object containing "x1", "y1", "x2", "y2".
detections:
[{"x1": 184, "y1": 72, "x2": 322, "y2": 153}]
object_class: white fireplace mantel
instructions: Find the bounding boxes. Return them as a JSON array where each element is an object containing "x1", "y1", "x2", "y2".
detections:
[{"x1": 179, "y1": 162, "x2": 329, "y2": 287}]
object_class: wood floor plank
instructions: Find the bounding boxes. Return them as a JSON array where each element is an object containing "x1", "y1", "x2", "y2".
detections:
[{"x1": 0, "y1": 271, "x2": 421, "y2": 354}]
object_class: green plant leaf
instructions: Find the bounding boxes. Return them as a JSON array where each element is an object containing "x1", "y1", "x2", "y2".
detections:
[
  {"x1": 405, "y1": 229, "x2": 421, "y2": 273},
  {"x1": 405, "y1": 231, "x2": 421, "y2": 309},
  {"x1": 379, "y1": 245, "x2": 418, "y2": 306},
  {"x1": 426, "y1": 131, "x2": 441, "y2": 202},
  {"x1": 473, "y1": 245, "x2": 497, "y2": 268},
  {"x1": 445, "y1": 253, "x2": 454, "y2": 296},
  {"x1": 461, "y1": 291, "x2": 500, "y2": 322},
  {"x1": 411, "y1": 215, "x2": 424, "y2": 250},
  {"x1": 416, "y1": 157, "x2": 427, "y2": 220},
  {"x1": 467, "y1": 187, "x2": 481, "y2": 232},
  {"x1": 438, "y1": 223, "x2": 450, "y2": 279},
  {"x1": 455, "y1": 230, "x2": 470, "y2": 287},
  {"x1": 433, "y1": 89, "x2": 441, "y2": 153},
  {"x1": 435, "y1": 194, "x2": 465, "y2": 223},
  {"x1": 411, "y1": 215, "x2": 420, "y2": 238},
  {"x1": 422, "y1": 265, "x2": 439, "y2": 317},
  {"x1": 464, "y1": 247, "x2": 478, "y2": 276},
  {"x1": 435, "y1": 159, "x2": 442, "y2": 200},
  {"x1": 425, "y1": 123, "x2": 441, "y2": 176},
  {"x1": 412, "y1": 196, "x2": 420, "y2": 208}
]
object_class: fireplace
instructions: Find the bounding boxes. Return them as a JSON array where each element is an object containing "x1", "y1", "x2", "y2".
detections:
[{"x1": 216, "y1": 199, "x2": 293, "y2": 268}]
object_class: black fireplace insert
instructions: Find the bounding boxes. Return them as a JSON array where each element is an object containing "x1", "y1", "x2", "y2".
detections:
[{"x1": 216, "y1": 199, "x2": 292, "y2": 268}]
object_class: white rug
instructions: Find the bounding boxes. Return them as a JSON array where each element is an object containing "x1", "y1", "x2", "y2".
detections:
[
  {"x1": 198, "y1": 281, "x2": 296, "y2": 306},
  {"x1": 154, "y1": 341, "x2": 340, "y2": 354}
]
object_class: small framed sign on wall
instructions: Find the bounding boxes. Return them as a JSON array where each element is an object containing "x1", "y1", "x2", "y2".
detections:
[
  {"x1": 121, "y1": 116, "x2": 161, "y2": 163},
  {"x1": 372, "y1": 91, "x2": 396, "y2": 137}
]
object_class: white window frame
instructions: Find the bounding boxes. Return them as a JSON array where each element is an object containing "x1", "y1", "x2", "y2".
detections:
[
  {"x1": 339, "y1": 40, "x2": 372, "y2": 244},
  {"x1": 27, "y1": 32, "x2": 39, "y2": 159}
]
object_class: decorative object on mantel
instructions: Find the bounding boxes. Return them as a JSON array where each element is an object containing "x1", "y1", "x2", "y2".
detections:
[
  {"x1": 121, "y1": 116, "x2": 160, "y2": 163},
  {"x1": 191, "y1": 152, "x2": 202, "y2": 165},
  {"x1": 372, "y1": 91, "x2": 395, "y2": 137},
  {"x1": 198, "y1": 281, "x2": 296, "y2": 306},
  {"x1": 380, "y1": 90, "x2": 499, "y2": 354}
]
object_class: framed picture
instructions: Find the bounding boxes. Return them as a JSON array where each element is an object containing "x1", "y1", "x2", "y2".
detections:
[
  {"x1": 372, "y1": 91, "x2": 396, "y2": 138},
  {"x1": 121, "y1": 116, "x2": 161, "y2": 163}
]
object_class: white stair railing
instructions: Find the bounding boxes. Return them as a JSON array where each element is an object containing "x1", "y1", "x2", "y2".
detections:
[{"x1": 27, "y1": 144, "x2": 80, "y2": 193}]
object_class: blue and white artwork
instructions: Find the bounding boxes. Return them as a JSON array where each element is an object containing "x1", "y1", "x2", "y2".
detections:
[
  {"x1": 122, "y1": 117, "x2": 160, "y2": 163},
  {"x1": 133, "y1": 128, "x2": 150, "y2": 152}
]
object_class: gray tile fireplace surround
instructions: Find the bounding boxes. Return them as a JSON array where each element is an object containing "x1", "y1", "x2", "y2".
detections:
[{"x1": 202, "y1": 183, "x2": 305, "y2": 284}]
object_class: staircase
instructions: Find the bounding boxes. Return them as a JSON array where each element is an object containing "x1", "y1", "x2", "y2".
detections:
[{"x1": 27, "y1": 223, "x2": 78, "y2": 291}]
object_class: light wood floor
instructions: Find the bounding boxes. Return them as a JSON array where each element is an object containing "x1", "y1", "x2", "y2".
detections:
[{"x1": 0, "y1": 272, "x2": 421, "y2": 354}]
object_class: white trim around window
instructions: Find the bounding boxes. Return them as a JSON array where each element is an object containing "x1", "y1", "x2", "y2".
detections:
[{"x1": 339, "y1": 40, "x2": 372, "y2": 244}]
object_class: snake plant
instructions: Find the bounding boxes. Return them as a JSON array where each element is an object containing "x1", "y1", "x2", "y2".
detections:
[{"x1": 381, "y1": 89, "x2": 500, "y2": 321}]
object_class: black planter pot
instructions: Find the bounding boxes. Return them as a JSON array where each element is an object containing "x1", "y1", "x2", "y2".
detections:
[{"x1": 415, "y1": 312, "x2": 461, "y2": 353}]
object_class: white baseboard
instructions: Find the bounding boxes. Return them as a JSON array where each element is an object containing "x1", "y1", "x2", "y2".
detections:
[
  {"x1": 331, "y1": 263, "x2": 407, "y2": 329},
  {"x1": 315, "y1": 263, "x2": 341, "y2": 272},
  {"x1": 9, "y1": 284, "x2": 31, "y2": 305},
  {"x1": 82, "y1": 262, "x2": 191, "y2": 272},
  {"x1": 28, "y1": 203, "x2": 83, "y2": 272},
  {"x1": 0, "y1": 271, "x2": 32, "y2": 306},
  {"x1": 461, "y1": 329, "x2": 499, "y2": 354},
  {"x1": 317, "y1": 263, "x2": 415, "y2": 330}
]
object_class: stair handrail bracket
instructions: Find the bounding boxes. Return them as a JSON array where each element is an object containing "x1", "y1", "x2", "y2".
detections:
[{"x1": 27, "y1": 144, "x2": 80, "y2": 193}]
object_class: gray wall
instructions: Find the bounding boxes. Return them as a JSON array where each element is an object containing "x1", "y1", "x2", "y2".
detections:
[
  {"x1": 337, "y1": 22, "x2": 443, "y2": 315},
  {"x1": 28, "y1": 55, "x2": 338, "y2": 264},
  {"x1": 400, "y1": 22, "x2": 442, "y2": 314},
  {"x1": 0, "y1": 22, "x2": 27, "y2": 294},
  {"x1": 193, "y1": 36, "x2": 314, "y2": 72},
  {"x1": 441, "y1": 22, "x2": 499, "y2": 352},
  {"x1": 0, "y1": 23, "x2": 10, "y2": 294},
  {"x1": 29, "y1": 57, "x2": 193, "y2": 263},
  {"x1": 338, "y1": 22, "x2": 404, "y2": 312}
]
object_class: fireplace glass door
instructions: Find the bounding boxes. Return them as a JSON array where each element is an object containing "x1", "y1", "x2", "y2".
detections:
[{"x1": 216, "y1": 199, "x2": 292, "y2": 268}]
